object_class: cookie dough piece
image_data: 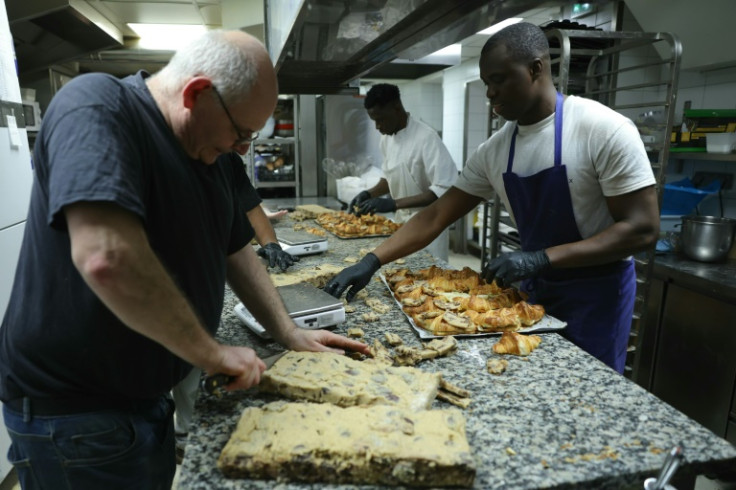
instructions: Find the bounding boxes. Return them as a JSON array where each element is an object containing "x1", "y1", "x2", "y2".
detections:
[
  {"x1": 259, "y1": 351, "x2": 439, "y2": 411},
  {"x1": 384, "y1": 332, "x2": 403, "y2": 346},
  {"x1": 365, "y1": 297, "x2": 391, "y2": 314},
  {"x1": 362, "y1": 312, "x2": 380, "y2": 322},
  {"x1": 487, "y1": 358, "x2": 509, "y2": 375},
  {"x1": 218, "y1": 401, "x2": 476, "y2": 487}
]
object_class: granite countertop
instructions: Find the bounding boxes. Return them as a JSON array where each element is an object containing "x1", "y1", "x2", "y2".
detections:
[
  {"x1": 652, "y1": 253, "x2": 736, "y2": 301},
  {"x1": 178, "y1": 215, "x2": 736, "y2": 489}
]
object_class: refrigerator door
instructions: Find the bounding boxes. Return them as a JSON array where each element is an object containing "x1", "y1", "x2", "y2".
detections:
[
  {"x1": 0, "y1": 126, "x2": 32, "y2": 230},
  {"x1": 0, "y1": 0, "x2": 34, "y2": 481}
]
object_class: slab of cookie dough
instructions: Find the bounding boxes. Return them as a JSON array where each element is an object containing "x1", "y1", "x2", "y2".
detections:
[
  {"x1": 218, "y1": 401, "x2": 475, "y2": 488},
  {"x1": 259, "y1": 351, "x2": 441, "y2": 411}
]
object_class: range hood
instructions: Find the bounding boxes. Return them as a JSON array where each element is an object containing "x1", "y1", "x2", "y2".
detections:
[
  {"x1": 6, "y1": 0, "x2": 122, "y2": 76},
  {"x1": 265, "y1": 0, "x2": 561, "y2": 94}
]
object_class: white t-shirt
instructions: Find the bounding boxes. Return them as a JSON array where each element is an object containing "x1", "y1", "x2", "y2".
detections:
[
  {"x1": 380, "y1": 115, "x2": 457, "y2": 204},
  {"x1": 454, "y1": 95, "x2": 655, "y2": 239}
]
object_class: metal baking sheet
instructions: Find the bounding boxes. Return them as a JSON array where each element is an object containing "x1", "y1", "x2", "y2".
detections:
[
  {"x1": 379, "y1": 275, "x2": 567, "y2": 340},
  {"x1": 277, "y1": 228, "x2": 327, "y2": 246},
  {"x1": 323, "y1": 229, "x2": 393, "y2": 240}
]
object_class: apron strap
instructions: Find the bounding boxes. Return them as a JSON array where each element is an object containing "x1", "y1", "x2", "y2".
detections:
[
  {"x1": 506, "y1": 92, "x2": 564, "y2": 173},
  {"x1": 553, "y1": 92, "x2": 563, "y2": 167}
]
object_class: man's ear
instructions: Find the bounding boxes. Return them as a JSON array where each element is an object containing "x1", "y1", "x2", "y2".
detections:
[
  {"x1": 529, "y1": 58, "x2": 544, "y2": 81},
  {"x1": 182, "y1": 77, "x2": 213, "y2": 110}
]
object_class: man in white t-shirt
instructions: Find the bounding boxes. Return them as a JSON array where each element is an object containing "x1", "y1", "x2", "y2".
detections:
[
  {"x1": 326, "y1": 22, "x2": 660, "y2": 373},
  {"x1": 348, "y1": 83, "x2": 458, "y2": 261}
]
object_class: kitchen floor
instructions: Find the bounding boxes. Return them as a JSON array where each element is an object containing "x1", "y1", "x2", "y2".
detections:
[{"x1": 447, "y1": 251, "x2": 482, "y2": 272}]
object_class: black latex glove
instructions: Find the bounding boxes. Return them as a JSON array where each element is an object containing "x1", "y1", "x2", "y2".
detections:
[
  {"x1": 257, "y1": 242, "x2": 300, "y2": 271},
  {"x1": 348, "y1": 190, "x2": 371, "y2": 215},
  {"x1": 357, "y1": 196, "x2": 397, "y2": 215},
  {"x1": 323, "y1": 253, "x2": 381, "y2": 302},
  {"x1": 481, "y1": 250, "x2": 550, "y2": 288}
]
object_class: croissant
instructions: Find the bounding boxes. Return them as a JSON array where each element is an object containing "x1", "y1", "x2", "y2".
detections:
[
  {"x1": 492, "y1": 332, "x2": 542, "y2": 356},
  {"x1": 422, "y1": 312, "x2": 476, "y2": 335},
  {"x1": 476, "y1": 307, "x2": 522, "y2": 332},
  {"x1": 464, "y1": 295, "x2": 496, "y2": 313},
  {"x1": 515, "y1": 301, "x2": 545, "y2": 326},
  {"x1": 401, "y1": 296, "x2": 437, "y2": 316}
]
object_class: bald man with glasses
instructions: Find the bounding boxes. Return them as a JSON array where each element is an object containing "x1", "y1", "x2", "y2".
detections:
[{"x1": 0, "y1": 30, "x2": 368, "y2": 489}]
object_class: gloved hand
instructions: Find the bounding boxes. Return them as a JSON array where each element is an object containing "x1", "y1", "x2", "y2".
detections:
[
  {"x1": 257, "y1": 242, "x2": 300, "y2": 272},
  {"x1": 348, "y1": 191, "x2": 371, "y2": 215},
  {"x1": 323, "y1": 253, "x2": 381, "y2": 302},
  {"x1": 481, "y1": 250, "x2": 550, "y2": 288},
  {"x1": 357, "y1": 196, "x2": 397, "y2": 215}
]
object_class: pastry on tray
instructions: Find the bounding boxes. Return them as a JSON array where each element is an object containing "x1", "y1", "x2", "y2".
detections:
[
  {"x1": 385, "y1": 265, "x2": 545, "y2": 336},
  {"x1": 316, "y1": 211, "x2": 401, "y2": 238}
]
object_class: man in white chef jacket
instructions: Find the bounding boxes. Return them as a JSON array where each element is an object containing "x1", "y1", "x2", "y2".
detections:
[{"x1": 349, "y1": 83, "x2": 458, "y2": 261}]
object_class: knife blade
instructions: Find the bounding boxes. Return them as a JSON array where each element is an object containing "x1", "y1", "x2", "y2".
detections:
[{"x1": 201, "y1": 351, "x2": 287, "y2": 397}]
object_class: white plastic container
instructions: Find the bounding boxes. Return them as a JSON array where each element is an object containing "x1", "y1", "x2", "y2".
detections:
[
  {"x1": 336, "y1": 176, "x2": 364, "y2": 204},
  {"x1": 705, "y1": 133, "x2": 736, "y2": 153}
]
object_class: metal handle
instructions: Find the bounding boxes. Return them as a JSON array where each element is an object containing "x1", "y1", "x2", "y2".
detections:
[{"x1": 645, "y1": 446, "x2": 683, "y2": 490}]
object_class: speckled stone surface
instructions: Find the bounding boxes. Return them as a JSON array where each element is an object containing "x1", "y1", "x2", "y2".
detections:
[{"x1": 177, "y1": 214, "x2": 736, "y2": 489}]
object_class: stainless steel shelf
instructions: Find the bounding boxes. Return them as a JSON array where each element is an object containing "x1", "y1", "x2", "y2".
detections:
[
  {"x1": 253, "y1": 137, "x2": 295, "y2": 145},
  {"x1": 670, "y1": 152, "x2": 736, "y2": 162},
  {"x1": 254, "y1": 181, "x2": 297, "y2": 188}
]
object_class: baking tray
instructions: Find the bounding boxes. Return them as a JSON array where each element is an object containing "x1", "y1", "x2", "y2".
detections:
[
  {"x1": 314, "y1": 214, "x2": 400, "y2": 240},
  {"x1": 379, "y1": 275, "x2": 566, "y2": 340},
  {"x1": 323, "y1": 228, "x2": 393, "y2": 240}
]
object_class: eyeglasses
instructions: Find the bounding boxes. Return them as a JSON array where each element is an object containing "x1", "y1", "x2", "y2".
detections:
[{"x1": 211, "y1": 85, "x2": 259, "y2": 146}]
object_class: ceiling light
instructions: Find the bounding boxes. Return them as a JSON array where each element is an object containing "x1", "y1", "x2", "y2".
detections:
[
  {"x1": 128, "y1": 23, "x2": 207, "y2": 50},
  {"x1": 430, "y1": 44, "x2": 462, "y2": 57},
  {"x1": 477, "y1": 18, "x2": 523, "y2": 36}
]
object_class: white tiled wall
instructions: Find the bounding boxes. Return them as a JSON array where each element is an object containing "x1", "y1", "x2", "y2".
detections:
[
  {"x1": 398, "y1": 82, "x2": 443, "y2": 133},
  {"x1": 442, "y1": 58, "x2": 482, "y2": 171}
]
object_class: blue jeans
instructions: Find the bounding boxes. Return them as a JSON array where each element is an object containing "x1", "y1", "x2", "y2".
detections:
[{"x1": 3, "y1": 396, "x2": 176, "y2": 490}]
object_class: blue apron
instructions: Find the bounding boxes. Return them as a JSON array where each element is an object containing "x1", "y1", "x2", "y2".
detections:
[{"x1": 502, "y1": 93, "x2": 635, "y2": 373}]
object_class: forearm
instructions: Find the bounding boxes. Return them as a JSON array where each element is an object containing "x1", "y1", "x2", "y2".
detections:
[
  {"x1": 366, "y1": 178, "x2": 390, "y2": 197},
  {"x1": 546, "y1": 219, "x2": 657, "y2": 268},
  {"x1": 226, "y1": 245, "x2": 297, "y2": 345},
  {"x1": 394, "y1": 190, "x2": 437, "y2": 210},
  {"x1": 546, "y1": 186, "x2": 659, "y2": 268},
  {"x1": 67, "y1": 204, "x2": 221, "y2": 371},
  {"x1": 246, "y1": 206, "x2": 278, "y2": 246}
]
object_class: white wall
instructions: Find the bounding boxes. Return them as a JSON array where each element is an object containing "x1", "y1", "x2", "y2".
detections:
[
  {"x1": 398, "y1": 82, "x2": 443, "y2": 133},
  {"x1": 441, "y1": 58, "x2": 481, "y2": 171}
]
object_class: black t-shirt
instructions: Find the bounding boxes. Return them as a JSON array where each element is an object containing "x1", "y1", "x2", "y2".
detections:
[
  {"x1": 224, "y1": 152, "x2": 261, "y2": 213},
  {"x1": 0, "y1": 71, "x2": 253, "y2": 402}
]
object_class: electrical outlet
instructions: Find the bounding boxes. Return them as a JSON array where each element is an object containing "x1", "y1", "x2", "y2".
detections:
[{"x1": 692, "y1": 171, "x2": 733, "y2": 190}]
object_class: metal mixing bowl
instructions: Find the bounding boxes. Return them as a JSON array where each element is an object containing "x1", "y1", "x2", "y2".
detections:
[{"x1": 680, "y1": 215, "x2": 736, "y2": 262}]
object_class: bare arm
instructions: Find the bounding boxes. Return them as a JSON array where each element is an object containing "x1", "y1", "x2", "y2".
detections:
[
  {"x1": 246, "y1": 204, "x2": 278, "y2": 247},
  {"x1": 66, "y1": 202, "x2": 231, "y2": 373},
  {"x1": 372, "y1": 187, "x2": 482, "y2": 265},
  {"x1": 226, "y1": 246, "x2": 371, "y2": 354},
  {"x1": 394, "y1": 189, "x2": 438, "y2": 210},
  {"x1": 364, "y1": 178, "x2": 390, "y2": 198},
  {"x1": 546, "y1": 185, "x2": 660, "y2": 268}
]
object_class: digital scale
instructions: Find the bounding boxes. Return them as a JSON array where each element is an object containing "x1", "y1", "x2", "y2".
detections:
[
  {"x1": 233, "y1": 282, "x2": 346, "y2": 339},
  {"x1": 276, "y1": 229, "x2": 328, "y2": 256}
]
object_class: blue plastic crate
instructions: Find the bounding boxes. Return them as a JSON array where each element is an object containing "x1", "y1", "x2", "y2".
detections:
[{"x1": 661, "y1": 178, "x2": 720, "y2": 215}]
